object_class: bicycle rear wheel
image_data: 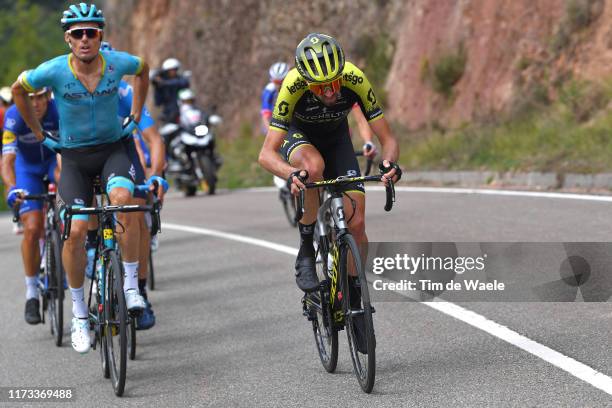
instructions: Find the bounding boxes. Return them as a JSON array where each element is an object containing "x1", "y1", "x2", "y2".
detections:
[
  {"x1": 341, "y1": 234, "x2": 376, "y2": 393},
  {"x1": 47, "y1": 229, "x2": 64, "y2": 347},
  {"x1": 148, "y1": 250, "x2": 155, "y2": 291},
  {"x1": 280, "y1": 189, "x2": 298, "y2": 227},
  {"x1": 104, "y1": 251, "x2": 128, "y2": 396}
]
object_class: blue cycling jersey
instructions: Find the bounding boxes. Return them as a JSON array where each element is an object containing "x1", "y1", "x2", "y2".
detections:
[
  {"x1": 117, "y1": 80, "x2": 154, "y2": 131},
  {"x1": 19, "y1": 50, "x2": 143, "y2": 149},
  {"x1": 261, "y1": 82, "x2": 278, "y2": 116},
  {"x1": 2, "y1": 100, "x2": 59, "y2": 163},
  {"x1": 117, "y1": 80, "x2": 154, "y2": 167}
]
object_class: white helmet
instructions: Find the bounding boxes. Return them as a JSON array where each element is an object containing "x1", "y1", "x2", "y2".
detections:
[
  {"x1": 28, "y1": 87, "x2": 50, "y2": 97},
  {"x1": 0, "y1": 86, "x2": 12, "y2": 104},
  {"x1": 178, "y1": 88, "x2": 195, "y2": 101},
  {"x1": 162, "y1": 58, "x2": 181, "y2": 71},
  {"x1": 269, "y1": 62, "x2": 289, "y2": 81}
]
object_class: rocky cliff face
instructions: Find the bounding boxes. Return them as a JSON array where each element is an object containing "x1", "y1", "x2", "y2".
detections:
[{"x1": 105, "y1": 0, "x2": 612, "y2": 131}]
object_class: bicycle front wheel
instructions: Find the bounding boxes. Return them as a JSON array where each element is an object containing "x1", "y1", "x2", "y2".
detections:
[
  {"x1": 311, "y1": 237, "x2": 338, "y2": 372},
  {"x1": 341, "y1": 234, "x2": 376, "y2": 393},
  {"x1": 47, "y1": 229, "x2": 64, "y2": 347},
  {"x1": 104, "y1": 251, "x2": 128, "y2": 396}
]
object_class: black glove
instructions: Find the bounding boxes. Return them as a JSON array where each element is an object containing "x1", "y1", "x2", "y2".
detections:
[
  {"x1": 379, "y1": 161, "x2": 402, "y2": 182},
  {"x1": 286, "y1": 170, "x2": 309, "y2": 190}
]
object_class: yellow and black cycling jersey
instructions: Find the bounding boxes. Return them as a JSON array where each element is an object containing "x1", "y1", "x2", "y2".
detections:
[{"x1": 269, "y1": 61, "x2": 384, "y2": 135}]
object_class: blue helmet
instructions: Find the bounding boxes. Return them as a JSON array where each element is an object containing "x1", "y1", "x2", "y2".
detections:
[
  {"x1": 61, "y1": 3, "x2": 105, "y2": 31},
  {"x1": 100, "y1": 41, "x2": 114, "y2": 51}
]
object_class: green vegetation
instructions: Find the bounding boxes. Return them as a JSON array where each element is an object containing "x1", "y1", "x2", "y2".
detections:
[
  {"x1": 421, "y1": 45, "x2": 467, "y2": 98},
  {"x1": 216, "y1": 123, "x2": 272, "y2": 189},
  {"x1": 398, "y1": 78, "x2": 612, "y2": 174},
  {"x1": 551, "y1": 0, "x2": 602, "y2": 54},
  {"x1": 0, "y1": 0, "x2": 69, "y2": 87},
  {"x1": 351, "y1": 32, "x2": 395, "y2": 106}
]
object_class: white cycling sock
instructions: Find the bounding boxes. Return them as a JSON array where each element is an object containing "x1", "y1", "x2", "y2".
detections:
[
  {"x1": 70, "y1": 285, "x2": 88, "y2": 318},
  {"x1": 25, "y1": 276, "x2": 38, "y2": 300},
  {"x1": 123, "y1": 261, "x2": 139, "y2": 292}
]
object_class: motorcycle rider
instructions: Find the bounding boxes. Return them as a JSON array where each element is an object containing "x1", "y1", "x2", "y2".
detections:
[
  {"x1": 178, "y1": 88, "x2": 222, "y2": 169},
  {"x1": 151, "y1": 58, "x2": 190, "y2": 123}
]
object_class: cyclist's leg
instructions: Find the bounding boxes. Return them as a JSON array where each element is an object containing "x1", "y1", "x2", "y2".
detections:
[
  {"x1": 102, "y1": 141, "x2": 145, "y2": 311},
  {"x1": 281, "y1": 128, "x2": 324, "y2": 292},
  {"x1": 125, "y1": 137, "x2": 155, "y2": 327},
  {"x1": 102, "y1": 142, "x2": 137, "y2": 263},
  {"x1": 58, "y1": 151, "x2": 93, "y2": 300},
  {"x1": 319, "y1": 123, "x2": 367, "y2": 277},
  {"x1": 283, "y1": 129, "x2": 324, "y2": 225},
  {"x1": 58, "y1": 149, "x2": 95, "y2": 353},
  {"x1": 15, "y1": 161, "x2": 45, "y2": 323}
]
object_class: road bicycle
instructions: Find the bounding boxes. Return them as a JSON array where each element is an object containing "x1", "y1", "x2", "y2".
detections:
[
  {"x1": 297, "y1": 164, "x2": 396, "y2": 393},
  {"x1": 62, "y1": 182, "x2": 160, "y2": 396},
  {"x1": 13, "y1": 180, "x2": 65, "y2": 347}
]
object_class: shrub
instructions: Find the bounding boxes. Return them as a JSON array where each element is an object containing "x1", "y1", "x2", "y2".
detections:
[{"x1": 431, "y1": 46, "x2": 467, "y2": 98}]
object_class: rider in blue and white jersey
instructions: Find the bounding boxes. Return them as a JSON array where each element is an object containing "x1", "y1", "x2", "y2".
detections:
[
  {"x1": 261, "y1": 62, "x2": 290, "y2": 135},
  {"x1": 1, "y1": 87, "x2": 59, "y2": 325}
]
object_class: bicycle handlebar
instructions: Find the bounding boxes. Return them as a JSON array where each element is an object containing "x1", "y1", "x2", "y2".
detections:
[
  {"x1": 354, "y1": 149, "x2": 374, "y2": 176},
  {"x1": 11, "y1": 192, "x2": 56, "y2": 222},
  {"x1": 62, "y1": 182, "x2": 162, "y2": 241},
  {"x1": 294, "y1": 173, "x2": 395, "y2": 223}
]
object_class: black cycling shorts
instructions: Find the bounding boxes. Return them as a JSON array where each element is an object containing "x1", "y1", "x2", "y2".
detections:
[
  {"x1": 125, "y1": 137, "x2": 147, "y2": 200},
  {"x1": 279, "y1": 121, "x2": 364, "y2": 193},
  {"x1": 58, "y1": 139, "x2": 137, "y2": 211}
]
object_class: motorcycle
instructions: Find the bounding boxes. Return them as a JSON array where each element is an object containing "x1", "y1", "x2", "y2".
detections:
[{"x1": 159, "y1": 107, "x2": 222, "y2": 196}]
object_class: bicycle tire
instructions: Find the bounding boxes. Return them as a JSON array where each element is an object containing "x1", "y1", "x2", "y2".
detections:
[
  {"x1": 148, "y1": 250, "x2": 155, "y2": 291},
  {"x1": 281, "y1": 190, "x2": 298, "y2": 227},
  {"x1": 49, "y1": 229, "x2": 64, "y2": 347},
  {"x1": 104, "y1": 250, "x2": 128, "y2": 396},
  {"x1": 197, "y1": 153, "x2": 217, "y2": 195},
  {"x1": 128, "y1": 318, "x2": 136, "y2": 361},
  {"x1": 341, "y1": 233, "x2": 376, "y2": 393},
  {"x1": 311, "y1": 237, "x2": 338, "y2": 373},
  {"x1": 96, "y1": 257, "x2": 111, "y2": 379}
]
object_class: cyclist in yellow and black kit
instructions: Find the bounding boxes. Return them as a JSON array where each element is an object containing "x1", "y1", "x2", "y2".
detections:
[{"x1": 259, "y1": 33, "x2": 400, "y2": 293}]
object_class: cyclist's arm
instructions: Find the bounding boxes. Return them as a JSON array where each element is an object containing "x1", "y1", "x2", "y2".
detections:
[
  {"x1": 133, "y1": 136, "x2": 147, "y2": 171},
  {"x1": 369, "y1": 117, "x2": 398, "y2": 163},
  {"x1": 261, "y1": 115, "x2": 271, "y2": 134},
  {"x1": 258, "y1": 128, "x2": 299, "y2": 180},
  {"x1": 1, "y1": 148, "x2": 16, "y2": 192},
  {"x1": 352, "y1": 104, "x2": 373, "y2": 144},
  {"x1": 141, "y1": 126, "x2": 166, "y2": 177},
  {"x1": 10, "y1": 81, "x2": 43, "y2": 141},
  {"x1": 131, "y1": 61, "x2": 150, "y2": 123}
]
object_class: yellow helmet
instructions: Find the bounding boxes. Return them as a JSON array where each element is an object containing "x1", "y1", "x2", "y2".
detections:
[{"x1": 295, "y1": 33, "x2": 345, "y2": 83}]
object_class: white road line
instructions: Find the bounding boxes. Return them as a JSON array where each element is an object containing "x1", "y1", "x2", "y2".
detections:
[
  {"x1": 163, "y1": 222, "x2": 298, "y2": 256},
  {"x1": 242, "y1": 185, "x2": 612, "y2": 202},
  {"x1": 163, "y1": 220, "x2": 612, "y2": 397}
]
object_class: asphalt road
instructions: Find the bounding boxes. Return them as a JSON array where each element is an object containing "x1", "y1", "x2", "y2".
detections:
[{"x1": 2, "y1": 186, "x2": 612, "y2": 407}]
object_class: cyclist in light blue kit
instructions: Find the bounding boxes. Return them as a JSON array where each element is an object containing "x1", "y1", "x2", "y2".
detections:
[{"x1": 11, "y1": 3, "x2": 162, "y2": 354}]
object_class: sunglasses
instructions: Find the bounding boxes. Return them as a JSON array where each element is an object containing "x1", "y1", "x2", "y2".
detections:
[
  {"x1": 67, "y1": 27, "x2": 102, "y2": 40},
  {"x1": 308, "y1": 77, "x2": 342, "y2": 97}
]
